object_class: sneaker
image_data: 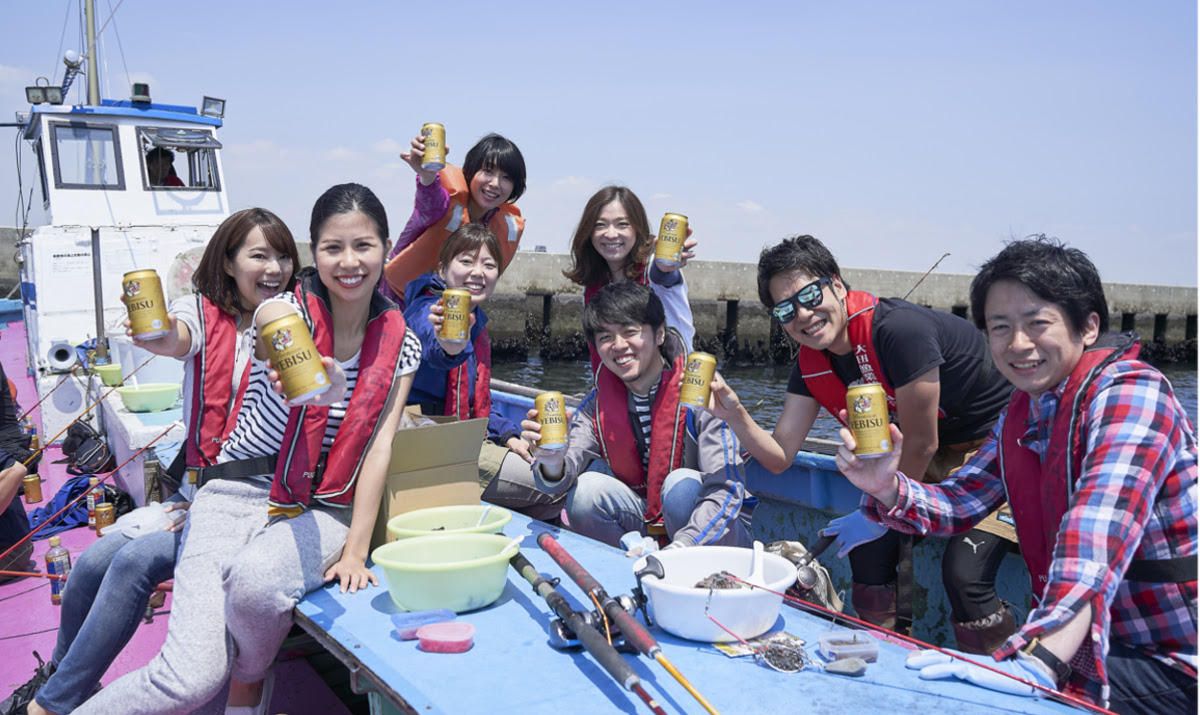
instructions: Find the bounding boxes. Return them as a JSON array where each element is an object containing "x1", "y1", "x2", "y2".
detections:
[{"x1": 1, "y1": 651, "x2": 55, "y2": 715}]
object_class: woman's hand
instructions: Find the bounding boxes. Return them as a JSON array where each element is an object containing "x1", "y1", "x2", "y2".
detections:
[
  {"x1": 399, "y1": 134, "x2": 445, "y2": 186},
  {"x1": 323, "y1": 555, "x2": 379, "y2": 594},
  {"x1": 267, "y1": 356, "x2": 348, "y2": 407},
  {"x1": 428, "y1": 298, "x2": 476, "y2": 356},
  {"x1": 656, "y1": 228, "x2": 697, "y2": 273},
  {"x1": 162, "y1": 501, "x2": 190, "y2": 532}
]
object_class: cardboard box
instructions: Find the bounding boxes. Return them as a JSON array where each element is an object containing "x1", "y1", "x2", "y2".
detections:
[{"x1": 371, "y1": 414, "x2": 487, "y2": 551}]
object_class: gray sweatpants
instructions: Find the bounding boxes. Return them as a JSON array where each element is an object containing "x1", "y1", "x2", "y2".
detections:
[{"x1": 73, "y1": 478, "x2": 350, "y2": 715}]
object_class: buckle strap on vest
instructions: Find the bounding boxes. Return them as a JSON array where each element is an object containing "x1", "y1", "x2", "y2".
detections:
[
  {"x1": 1125, "y1": 556, "x2": 1197, "y2": 583},
  {"x1": 190, "y1": 455, "x2": 279, "y2": 487}
]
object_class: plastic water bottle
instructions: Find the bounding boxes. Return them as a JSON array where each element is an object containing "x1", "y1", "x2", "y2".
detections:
[{"x1": 45, "y1": 536, "x2": 72, "y2": 605}]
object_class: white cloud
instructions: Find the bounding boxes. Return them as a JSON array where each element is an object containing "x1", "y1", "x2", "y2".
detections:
[
  {"x1": 322, "y1": 147, "x2": 357, "y2": 162},
  {"x1": 372, "y1": 138, "x2": 404, "y2": 155},
  {"x1": 650, "y1": 193, "x2": 670, "y2": 200},
  {"x1": 737, "y1": 200, "x2": 764, "y2": 212}
]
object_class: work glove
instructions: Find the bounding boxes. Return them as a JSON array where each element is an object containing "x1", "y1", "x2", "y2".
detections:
[
  {"x1": 905, "y1": 649, "x2": 1056, "y2": 697},
  {"x1": 620, "y1": 530, "x2": 660, "y2": 558},
  {"x1": 821, "y1": 508, "x2": 889, "y2": 558}
]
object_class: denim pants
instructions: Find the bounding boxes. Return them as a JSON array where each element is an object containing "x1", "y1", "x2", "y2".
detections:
[
  {"x1": 37, "y1": 529, "x2": 180, "y2": 714},
  {"x1": 564, "y1": 468, "x2": 703, "y2": 547},
  {"x1": 1105, "y1": 640, "x2": 1197, "y2": 715}
]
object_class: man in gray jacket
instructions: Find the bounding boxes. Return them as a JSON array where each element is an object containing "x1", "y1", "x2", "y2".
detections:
[{"x1": 523, "y1": 282, "x2": 753, "y2": 549}]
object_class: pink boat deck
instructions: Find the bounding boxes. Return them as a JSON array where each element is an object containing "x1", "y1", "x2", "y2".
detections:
[{"x1": 0, "y1": 322, "x2": 351, "y2": 713}]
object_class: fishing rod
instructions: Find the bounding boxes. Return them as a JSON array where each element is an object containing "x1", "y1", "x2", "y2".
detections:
[
  {"x1": 537, "y1": 533, "x2": 722, "y2": 715},
  {"x1": 728, "y1": 574, "x2": 1116, "y2": 715},
  {"x1": 16, "y1": 361, "x2": 83, "y2": 423},
  {"x1": 0, "y1": 569, "x2": 172, "y2": 593},
  {"x1": 21, "y1": 353, "x2": 158, "y2": 468},
  {"x1": 511, "y1": 552, "x2": 667, "y2": 715},
  {"x1": 901, "y1": 252, "x2": 951, "y2": 301},
  {"x1": 0, "y1": 420, "x2": 180, "y2": 565}
]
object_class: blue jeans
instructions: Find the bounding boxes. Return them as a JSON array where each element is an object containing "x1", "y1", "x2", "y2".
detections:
[
  {"x1": 1105, "y1": 640, "x2": 1197, "y2": 715},
  {"x1": 564, "y1": 468, "x2": 703, "y2": 547},
  {"x1": 37, "y1": 528, "x2": 180, "y2": 714}
]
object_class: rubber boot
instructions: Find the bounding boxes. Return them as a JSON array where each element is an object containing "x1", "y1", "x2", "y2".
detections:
[
  {"x1": 952, "y1": 604, "x2": 1018, "y2": 655},
  {"x1": 851, "y1": 581, "x2": 897, "y2": 631}
]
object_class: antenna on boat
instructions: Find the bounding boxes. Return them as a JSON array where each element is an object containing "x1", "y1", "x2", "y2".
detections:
[{"x1": 84, "y1": 0, "x2": 101, "y2": 106}]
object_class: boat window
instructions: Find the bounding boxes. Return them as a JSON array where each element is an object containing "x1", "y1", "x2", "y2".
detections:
[
  {"x1": 49, "y1": 120, "x2": 125, "y2": 191},
  {"x1": 138, "y1": 127, "x2": 222, "y2": 191}
]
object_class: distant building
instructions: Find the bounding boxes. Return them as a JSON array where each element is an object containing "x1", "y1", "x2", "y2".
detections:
[{"x1": 534, "y1": 245, "x2": 547, "y2": 253}]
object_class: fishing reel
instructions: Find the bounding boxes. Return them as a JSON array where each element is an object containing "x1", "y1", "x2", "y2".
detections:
[{"x1": 548, "y1": 593, "x2": 640, "y2": 653}]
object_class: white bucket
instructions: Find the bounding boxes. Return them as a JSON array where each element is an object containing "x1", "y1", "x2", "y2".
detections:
[{"x1": 107, "y1": 332, "x2": 184, "y2": 386}]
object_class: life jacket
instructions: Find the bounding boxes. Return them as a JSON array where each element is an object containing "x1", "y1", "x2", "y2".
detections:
[
  {"x1": 384, "y1": 165, "x2": 524, "y2": 300},
  {"x1": 583, "y1": 263, "x2": 650, "y2": 371},
  {"x1": 999, "y1": 333, "x2": 1145, "y2": 594},
  {"x1": 795, "y1": 290, "x2": 898, "y2": 424},
  {"x1": 593, "y1": 349, "x2": 687, "y2": 524},
  {"x1": 185, "y1": 295, "x2": 251, "y2": 468},
  {"x1": 445, "y1": 321, "x2": 492, "y2": 421},
  {"x1": 268, "y1": 273, "x2": 407, "y2": 515}
]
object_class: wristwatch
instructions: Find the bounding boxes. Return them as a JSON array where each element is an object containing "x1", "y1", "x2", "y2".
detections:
[{"x1": 1021, "y1": 637, "x2": 1072, "y2": 686}]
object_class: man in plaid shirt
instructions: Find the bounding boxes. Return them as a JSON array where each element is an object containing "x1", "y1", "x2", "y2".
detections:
[{"x1": 837, "y1": 237, "x2": 1196, "y2": 714}]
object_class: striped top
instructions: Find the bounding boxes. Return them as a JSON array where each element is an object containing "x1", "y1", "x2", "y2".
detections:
[{"x1": 629, "y1": 385, "x2": 656, "y2": 470}]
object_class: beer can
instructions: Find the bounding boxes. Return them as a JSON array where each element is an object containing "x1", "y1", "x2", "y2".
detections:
[
  {"x1": 22, "y1": 474, "x2": 42, "y2": 503},
  {"x1": 654, "y1": 213, "x2": 689, "y2": 268},
  {"x1": 846, "y1": 383, "x2": 892, "y2": 457},
  {"x1": 262, "y1": 312, "x2": 331, "y2": 405},
  {"x1": 420, "y1": 122, "x2": 446, "y2": 172},
  {"x1": 438, "y1": 288, "x2": 471, "y2": 343},
  {"x1": 535, "y1": 391, "x2": 568, "y2": 451},
  {"x1": 86, "y1": 477, "x2": 104, "y2": 527},
  {"x1": 123, "y1": 269, "x2": 170, "y2": 340},
  {"x1": 679, "y1": 352, "x2": 717, "y2": 409},
  {"x1": 95, "y1": 502, "x2": 116, "y2": 534}
]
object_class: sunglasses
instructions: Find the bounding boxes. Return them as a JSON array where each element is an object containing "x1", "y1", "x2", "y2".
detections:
[{"x1": 771, "y1": 277, "x2": 832, "y2": 323}]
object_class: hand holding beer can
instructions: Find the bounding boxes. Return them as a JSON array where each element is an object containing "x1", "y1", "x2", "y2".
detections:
[
  {"x1": 679, "y1": 352, "x2": 716, "y2": 409},
  {"x1": 438, "y1": 288, "x2": 471, "y2": 343},
  {"x1": 846, "y1": 383, "x2": 892, "y2": 457},
  {"x1": 534, "y1": 391, "x2": 568, "y2": 452},
  {"x1": 123, "y1": 269, "x2": 170, "y2": 340},
  {"x1": 420, "y1": 123, "x2": 446, "y2": 172},
  {"x1": 262, "y1": 312, "x2": 331, "y2": 405},
  {"x1": 654, "y1": 213, "x2": 689, "y2": 269}
]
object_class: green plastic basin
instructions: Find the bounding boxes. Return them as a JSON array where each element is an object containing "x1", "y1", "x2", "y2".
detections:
[
  {"x1": 94, "y1": 363, "x2": 123, "y2": 386},
  {"x1": 115, "y1": 383, "x2": 181, "y2": 412},
  {"x1": 387, "y1": 504, "x2": 512, "y2": 540},
  {"x1": 371, "y1": 533, "x2": 519, "y2": 613}
]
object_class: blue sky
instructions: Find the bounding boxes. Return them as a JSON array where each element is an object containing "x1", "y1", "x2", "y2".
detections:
[{"x1": 2, "y1": 1, "x2": 1196, "y2": 286}]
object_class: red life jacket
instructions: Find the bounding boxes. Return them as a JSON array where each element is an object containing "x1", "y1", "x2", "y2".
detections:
[
  {"x1": 593, "y1": 350, "x2": 687, "y2": 524},
  {"x1": 268, "y1": 273, "x2": 407, "y2": 514},
  {"x1": 384, "y1": 165, "x2": 524, "y2": 300},
  {"x1": 795, "y1": 290, "x2": 897, "y2": 425},
  {"x1": 999, "y1": 334, "x2": 1141, "y2": 595},
  {"x1": 185, "y1": 295, "x2": 251, "y2": 468},
  {"x1": 445, "y1": 325, "x2": 492, "y2": 420},
  {"x1": 583, "y1": 263, "x2": 650, "y2": 371}
]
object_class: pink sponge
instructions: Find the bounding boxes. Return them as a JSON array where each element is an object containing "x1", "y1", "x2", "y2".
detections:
[{"x1": 417, "y1": 622, "x2": 476, "y2": 653}]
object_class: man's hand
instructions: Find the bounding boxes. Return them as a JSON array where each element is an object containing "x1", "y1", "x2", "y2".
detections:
[
  {"x1": 834, "y1": 413, "x2": 904, "y2": 509},
  {"x1": 821, "y1": 508, "x2": 889, "y2": 558}
]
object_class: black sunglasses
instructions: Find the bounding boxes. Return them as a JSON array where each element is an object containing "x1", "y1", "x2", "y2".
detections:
[{"x1": 771, "y1": 277, "x2": 832, "y2": 323}]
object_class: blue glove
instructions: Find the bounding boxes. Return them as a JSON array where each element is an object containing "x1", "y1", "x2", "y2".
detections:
[
  {"x1": 821, "y1": 508, "x2": 889, "y2": 558},
  {"x1": 905, "y1": 649, "x2": 1055, "y2": 697}
]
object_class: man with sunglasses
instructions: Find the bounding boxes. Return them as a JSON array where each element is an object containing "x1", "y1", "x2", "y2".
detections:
[{"x1": 709, "y1": 235, "x2": 1016, "y2": 654}]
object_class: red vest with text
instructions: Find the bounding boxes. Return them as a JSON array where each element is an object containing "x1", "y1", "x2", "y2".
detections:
[
  {"x1": 384, "y1": 165, "x2": 524, "y2": 299},
  {"x1": 795, "y1": 290, "x2": 897, "y2": 424},
  {"x1": 593, "y1": 352, "x2": 688, "y2": 524},
  {"x1": 999, "y1": 335, "x2": 1140, "y2": 596},
  {"x1": 268, "y1": 273, "x2": 407, "y2": 514},
  {"x1": 445, "y1": 324, "x2": 492, "y2": 421},
  {"x1": 185, "y1": 296, "x2": 251, "y2": 467}
]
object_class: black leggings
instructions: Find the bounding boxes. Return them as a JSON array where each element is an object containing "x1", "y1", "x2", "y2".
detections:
[{"x1": 848, "y1": 527, "x2": 1013, "y2": 622}]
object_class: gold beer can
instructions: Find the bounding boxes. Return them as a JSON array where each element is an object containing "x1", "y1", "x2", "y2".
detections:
[
  {"x1": 846, "y1": 383, "x2": 892, "y2": 457},
  {"x1": 22, "y1": 474, "x2": 42, "y2": 504},
  {"x1": 123, "y1": 269, "x2": 169, "y2": 340},
  {"x1": 535, "y1": 391, "x2": 568, "y2": 451},
  {"x1": 421, "y1": 122, "x2": 446, "y2": 172},
  {"x1": 654, "y1": 213, "x2": 689, "y2": 268},
  {"x1": 95, "y1": 502, "x2": 116, "y2": 534},
  {"x1": 439, "y1": 288, "x2": 471, "y2": 343},
  {"x1": 679, "y1": 352, "x2": 717, "y2": 409},
  {"x1": 262, "y1": 312, "x2": 331, "y2": 405}
]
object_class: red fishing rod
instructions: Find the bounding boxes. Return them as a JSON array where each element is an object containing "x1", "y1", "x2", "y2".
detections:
[
  {"x1": 511, "y1": 552, "x2": 667, "y2": 715},
  {"x1": 537, "y1": 533, "x2": 722, "y2": 715}
]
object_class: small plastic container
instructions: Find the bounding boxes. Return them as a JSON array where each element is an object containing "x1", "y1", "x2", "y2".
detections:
[
  {"x1": 818, "y1": 631, "x2": 878, "y2": 663},
  {"x1": 391, "y1": 610, "x2": 456, "y2": 640},
  {"x1": 417, "y1": 622, "x2": 475, "y2": 653}
]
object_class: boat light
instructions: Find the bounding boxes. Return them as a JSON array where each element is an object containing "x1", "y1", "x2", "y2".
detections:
[
  {"x1": 132, "y1": 83, "x2": 151, "y2": 103},
  {"x1": 44, "y1": 86, "x2": 64, "y2": 105},
  {"x1": 25, "y1": 77, "x2": 54, "y2": 105},
  {"x1": 201, "y1": 96, "x2": 226, "y2": 118}
]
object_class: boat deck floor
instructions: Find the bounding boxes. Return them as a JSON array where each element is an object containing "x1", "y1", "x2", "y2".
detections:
[{"x1": 0, "y1": 321, "x2": 351, "y2": 713}]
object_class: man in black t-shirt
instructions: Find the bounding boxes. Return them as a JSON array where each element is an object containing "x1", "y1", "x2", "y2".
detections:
[{"x1": 711, "y1": 235, "x2": 1018, "y2": 655}]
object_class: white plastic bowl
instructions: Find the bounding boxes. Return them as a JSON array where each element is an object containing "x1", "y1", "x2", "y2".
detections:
[{"x1": 634, "y1": 545, "x2": 796, "y2": 643}]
